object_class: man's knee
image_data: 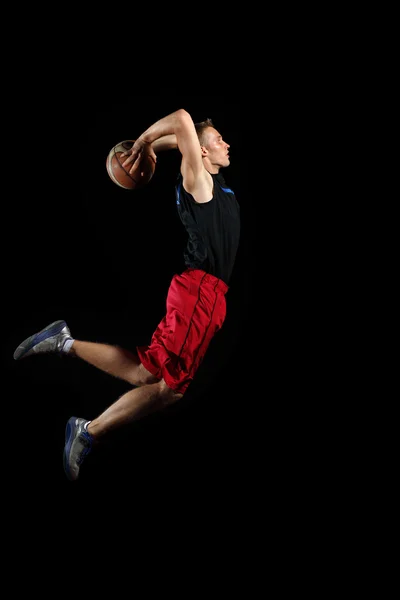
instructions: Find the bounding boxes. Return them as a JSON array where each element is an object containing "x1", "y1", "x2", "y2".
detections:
[
  {"x1": 158, "y1": 379, "x2": 184, "y2": 406},
  {"x1": 137, "y1": 363, "x2": 160, "y2": 386}
]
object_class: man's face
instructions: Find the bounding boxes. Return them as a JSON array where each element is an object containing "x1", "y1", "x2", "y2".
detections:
[{"x1": 203, "y1": 127, "x2": 230, "y2": 167}]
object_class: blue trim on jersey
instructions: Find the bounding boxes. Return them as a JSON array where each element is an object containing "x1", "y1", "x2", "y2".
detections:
[
  {"x1": 176, "y1": 182, "x2": 181, "y2": 204},
  {"x1": 221, "y1": 187, "x2": 234, "y2": 194}
]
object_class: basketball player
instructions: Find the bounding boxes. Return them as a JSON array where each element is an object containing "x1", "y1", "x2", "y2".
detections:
[{"x1": 13, "y1": 108, "x2": 240, "y2": 481}]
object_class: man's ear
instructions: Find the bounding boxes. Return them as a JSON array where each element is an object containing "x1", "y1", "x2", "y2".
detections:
[{"x1": 200, "y1": 145, "x2": 208, "y2": 157}]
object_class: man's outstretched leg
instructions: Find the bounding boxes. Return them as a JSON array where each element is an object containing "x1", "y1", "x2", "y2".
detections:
[
  {"x1": 13, "y1": 319, "x2": 157, "y2": 386},
  {"x1": 63, "y1": 379, "x2": 183, "y2": 481}
]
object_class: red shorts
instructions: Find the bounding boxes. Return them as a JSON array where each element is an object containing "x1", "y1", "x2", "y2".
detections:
[{"x1": 137, "y1": 268, "x2": 229, "y2": 394}]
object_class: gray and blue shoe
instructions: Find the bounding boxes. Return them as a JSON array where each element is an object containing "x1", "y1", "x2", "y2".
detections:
[
  {"x1": 13, "y1": 320, "x2": 72, "y2": 360},
  {"x1": 63, "y1": 416, "x2": 93, "y2": 481}
]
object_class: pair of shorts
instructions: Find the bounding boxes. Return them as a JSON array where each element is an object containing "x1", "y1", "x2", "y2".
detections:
[{"x1": 137, "y1": 268, "x2": 229, "y2": 394}]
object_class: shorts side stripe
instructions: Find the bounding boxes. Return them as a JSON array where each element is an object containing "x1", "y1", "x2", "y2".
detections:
[
  {"x1": 176, "y1": 272, "x2": 208, "y2": 363},
  {"x1": 190, "y1": 280, "x2": 219, "y2": 376}
]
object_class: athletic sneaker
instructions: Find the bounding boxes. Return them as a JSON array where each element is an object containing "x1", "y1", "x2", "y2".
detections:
[
  {"x1": 63, "y1": 416, "x2": 93, "y2": 481},
  {"x1": 13, "y1": 320, "x2": 72, "y2": 360}
]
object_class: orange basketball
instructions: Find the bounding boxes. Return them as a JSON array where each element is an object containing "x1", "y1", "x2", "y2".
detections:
[{"x1": 106, "y1": 140, "x2": 156, "y2": 190}]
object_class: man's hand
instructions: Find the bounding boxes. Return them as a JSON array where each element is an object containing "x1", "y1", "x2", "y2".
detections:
[{"x1": 121, "y1": 139, "x2": 157, "y2": 175}]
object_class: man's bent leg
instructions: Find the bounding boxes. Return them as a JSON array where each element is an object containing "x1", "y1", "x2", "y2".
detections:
[
  {"x1": 63, "y1": 379, "x2": 183, "y2": 481},
  {"x1": 87, "y1": 379, "x2": 183, "y2": 440}
]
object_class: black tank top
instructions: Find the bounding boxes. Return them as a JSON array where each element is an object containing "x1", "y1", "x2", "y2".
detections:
[{"x1": 175, "y1": 171, "x2": 240, "y2": 285}]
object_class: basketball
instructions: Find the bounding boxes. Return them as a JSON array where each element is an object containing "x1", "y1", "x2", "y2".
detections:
[{"x1": 106, "y1": 140, "x2": 156, "y2": 190}]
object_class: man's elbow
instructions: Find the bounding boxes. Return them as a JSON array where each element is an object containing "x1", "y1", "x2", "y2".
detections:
[{"x1": 175, "y1": 108, "x2": 193, "y2": 127}]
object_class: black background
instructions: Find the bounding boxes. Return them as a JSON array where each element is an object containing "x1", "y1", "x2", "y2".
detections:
[{"x1": 0, "y1": 22, "x2": 353, "y2": 584}]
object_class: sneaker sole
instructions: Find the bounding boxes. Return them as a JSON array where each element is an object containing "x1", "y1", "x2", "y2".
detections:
[
  {"x1": 63, "y1": 416, "x2": 78, "y2": 481},
  {"x1": 13, "y1": 320, "x2": 67, "y2": 360}
]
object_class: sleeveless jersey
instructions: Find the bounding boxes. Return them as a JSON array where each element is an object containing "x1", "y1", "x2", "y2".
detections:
[{"x1": 175, "y1": 171, "x2": 240, "y2": 285}]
